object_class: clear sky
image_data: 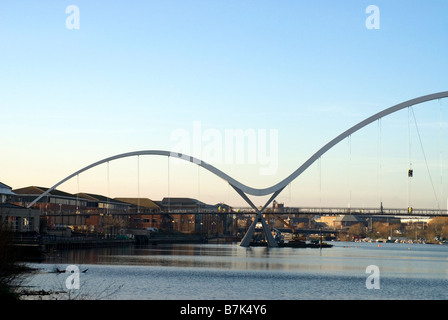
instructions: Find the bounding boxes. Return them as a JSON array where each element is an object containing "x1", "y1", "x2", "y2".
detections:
[{"x1": 1, "y1": 0, "x2": 447, "y2": 209}]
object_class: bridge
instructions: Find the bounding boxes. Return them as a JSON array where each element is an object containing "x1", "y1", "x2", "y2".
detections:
[
  {"x1": 27, "y1": 91, "x2": 448, "y2": 247},
  {"x1": 38, "y1": 207, "x2": 448, "y2": 217}
]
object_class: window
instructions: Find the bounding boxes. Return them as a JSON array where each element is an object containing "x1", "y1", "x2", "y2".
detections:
[{"x1": 13, "y1": 217, "x2": 20, "y2": 231}]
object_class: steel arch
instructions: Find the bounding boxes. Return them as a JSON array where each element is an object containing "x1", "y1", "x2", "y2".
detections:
[{"x1": 27, "y1": 91, "x2": 448, "y2": 208}]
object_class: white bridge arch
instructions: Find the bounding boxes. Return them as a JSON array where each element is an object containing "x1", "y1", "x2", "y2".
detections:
[{"x1": 27, "y1": 91, "x2": 448, "y2": 246}]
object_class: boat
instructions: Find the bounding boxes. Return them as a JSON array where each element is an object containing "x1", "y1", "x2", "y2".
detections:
[
  {"x1": 248, "y1": 239, "x2": 333, "y2": 248},
  {"x1": 280, "y1": 240, "x2": 333, "y2": 248}
]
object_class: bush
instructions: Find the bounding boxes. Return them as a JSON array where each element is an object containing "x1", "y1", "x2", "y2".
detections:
[{"x1": 0, "y1": 222, "x2": 28, "y2": 300}]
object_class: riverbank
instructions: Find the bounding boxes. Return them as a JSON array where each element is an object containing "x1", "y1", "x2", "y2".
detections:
[
  {"x1": 13, "y1": 237, "x2": 137, "y2": 262},
  {"x1": 134, "y1": 233, "x2": 208, "y2": 245},
  {"x1": 249, "y1": 240, "x2": 333, "y2": 248},
  {"x1": 352, "y1": 236, "x2": 448, "y2": 245},
  {"x1": 14, "y1": 232, "x2": 219, "y2": 262}
]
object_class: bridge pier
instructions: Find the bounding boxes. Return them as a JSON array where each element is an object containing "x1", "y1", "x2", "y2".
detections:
[{"x1": 240, "y1": 213, "x2": 278, "y2": 247}]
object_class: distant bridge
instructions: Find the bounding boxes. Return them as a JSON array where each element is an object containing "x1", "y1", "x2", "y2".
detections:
[
  {"x1": 265, "y1": 207, "x2": 448, "y2": 217},
  {"x1": 41, "y1": 207, "x2": 448, "y2": 217}
]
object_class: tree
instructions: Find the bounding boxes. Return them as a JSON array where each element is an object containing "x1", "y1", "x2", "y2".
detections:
[
  {"x1": 347, "y1": 223, "x2": 366, "y2": 239},
  {"x1": 102, "y1": 215, "x2": 128, "y2": 236},
  {"x1": 425, "y1": 217, "x2": 448, "y2": 240},
  {"x1": 0, "y1": 222, "x2": 28, "y2": 299}
]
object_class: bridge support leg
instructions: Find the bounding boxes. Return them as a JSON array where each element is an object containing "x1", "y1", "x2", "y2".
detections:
[
  {"x1": 239, "y1": 216, "x2": 257, "y2": 247},
  {"x1": 240, "y1": 213, "x2": 278, "y2": 247}
]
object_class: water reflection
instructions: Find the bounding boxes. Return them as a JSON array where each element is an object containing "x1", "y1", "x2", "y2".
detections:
[
  {"x1": 41, "y1": 242, "x2": 448, "y2": 277},
  {"x1": 25, "y1": 242, "x2": 448, "y2": 300}
]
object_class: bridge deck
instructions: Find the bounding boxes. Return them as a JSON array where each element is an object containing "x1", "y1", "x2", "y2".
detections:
[{"x1": 41, "y1": 207, "x2": 448, "y2": 217}]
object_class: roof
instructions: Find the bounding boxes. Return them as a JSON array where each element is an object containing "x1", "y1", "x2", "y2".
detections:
[
  {"x1": 0, "y1": 182, "x2": 12, "y2": 189},
  {"x1": 161, "y1": 197, "x2": 205, "y2": 206},
  {"x1": 13, "y1": 186, "x2": 75, "y2": 198},
  {"x1": 335, "y1": 215, "x2": 367, "y2": 223},
  {"x1": 76, "y1": 193, "x2": 129, "y2": 205},
  {"x1": 0, "y1": 202, "x2": 25, "y2": 209},
  {"x1": 0, "y1": 182, "x2": 16, "y2": 195},
  {"x1": 289, "y1": 217, "x2": 309, "y2": 223},
  {"x1": 115, "y1": 198, "x2": 160, "y2": 210}
]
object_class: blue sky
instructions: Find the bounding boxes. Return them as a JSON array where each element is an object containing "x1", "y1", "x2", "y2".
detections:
[{"x1": 1, "y1": 1, "x2": 447, "y2": 208}]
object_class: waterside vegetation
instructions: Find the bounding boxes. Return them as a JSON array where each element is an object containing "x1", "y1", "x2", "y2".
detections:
[{"x1": 339, "y1": 217, "x2": 448, "y2": 243}]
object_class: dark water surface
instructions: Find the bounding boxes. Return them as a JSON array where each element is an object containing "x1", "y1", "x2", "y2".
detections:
[{"x1": 24, "y1": 241, "x2": 448, "y2": 300}]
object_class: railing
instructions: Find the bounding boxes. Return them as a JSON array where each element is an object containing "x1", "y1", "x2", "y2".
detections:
[
  {"x1": 270, "y1": 207, "x2": 448, "y2": 216},
  {"x1": 38, "y1": 207, "x2": 448, "y2": 216}
]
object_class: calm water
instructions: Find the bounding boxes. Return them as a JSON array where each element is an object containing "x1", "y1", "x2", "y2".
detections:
[{"x1": 23, "y1": 241, "x2": 448, "y2": 300}]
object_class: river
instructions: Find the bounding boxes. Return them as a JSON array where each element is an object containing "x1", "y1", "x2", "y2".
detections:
[{"x1": 22, "y1": 241, "x2": 448, "y2": 300}]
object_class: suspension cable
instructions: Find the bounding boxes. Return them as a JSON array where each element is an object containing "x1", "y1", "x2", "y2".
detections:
[
  {"x1": 408, "y1": 107, "x2": 412, "y2": 210},
  {"x1": 197, "y1": 165, "x2": 200, "y2": 201},
  {"x1": 137, "y1": 155, "x2": 140, "y2": 213},
  {"x1": 318, "y1": 156, "x2": 322, "y2": 209},
  {"x1": 76, "y1": 174, "x2": 80, "y2": 214},
  {"x1": 377, "y1": 118, "x2": 382, "y2": 208},
  {"x1": 439, "y1": 99, "x2": 444, "y2": 212},
  {"x1": 410, "y1": 106, "x2": 441, "y2": 210},
  {"x1": 347, "y1": 135, "x2": 352, "y2": 209},
  {"x1": 167, "y1": 156, "x2": 170, "y2": 212},
  {"x1": 107, "y1": 161, "x2": 110, "y2": 215}
]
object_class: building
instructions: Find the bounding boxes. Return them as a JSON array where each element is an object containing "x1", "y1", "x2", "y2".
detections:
[
  {"x1": 6, "y1": 184, "x2": 239, "y2": 236},
  {"x1": 315, "y1": 215, "x2": 368, "y2": 229},
  {"x1": 315, "y1": 215, "x2": 339, "y2": 228},
  {"x1": 12, "y1": 187, "x2": 135, "y2": 234},
  {"x1": 1, "y1": 182, "x2": 15, "y2": 204},
  {"x1": 115, "y1": 197, "x2": 162, "y2": 230},
  {"x1": 1, "y1": 182, "x2": 39, "y2": 233},
  {"x1": 76, "y1": 193, "x2": 131, "y2": 214},
  {"x1": 272, "y1": 200, "x2": 284, "y2": 212},
  {"x1": 160, "y1": 198, "x2": 202, "y2": 233},
  {"x1": 333, "y1": 215, "x2": 367, "y2": 229},
  {"x1": 158, "y1": 198, "x2": 235, "y2": 234},
  {"x1": 13, "y1": 186, "x2": 87, "y2": 215},
  {"x1": 75, "y1": 193, "x2": 132, "y2": 234},
  {"x1": 13, "y1": 186, "x2": 88, "y2": 230}
]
